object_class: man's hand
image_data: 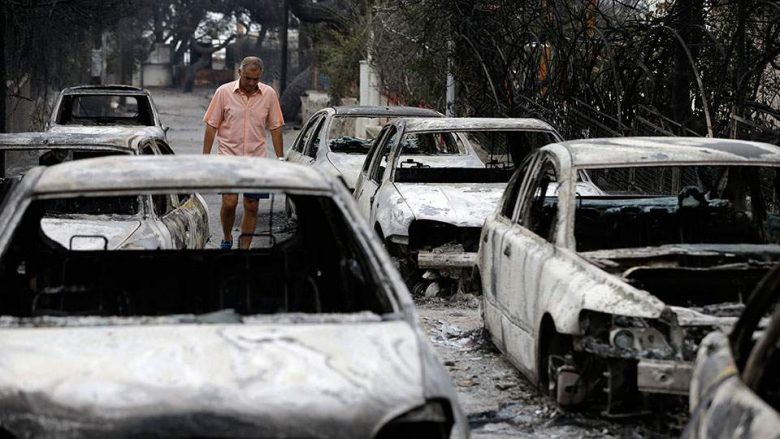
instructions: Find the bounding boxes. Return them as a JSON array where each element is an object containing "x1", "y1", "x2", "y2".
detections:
[
  {"x1": 203, "y1": 124, "x2": 217, "y2": 155},
  {"x1": 271, "y1": 127, "x2": 284, "y2": 159}
]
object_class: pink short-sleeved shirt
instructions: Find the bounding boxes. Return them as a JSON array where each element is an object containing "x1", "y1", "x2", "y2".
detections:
[{"x1": 203, "y1": 80, "x2": 285, "y2": 157}]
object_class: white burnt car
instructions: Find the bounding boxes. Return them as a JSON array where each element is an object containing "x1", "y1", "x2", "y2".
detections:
[
  {"x1": 353, "y1": 117, "x2": 564, "y2": 289},
  {"x1": 0, "y1": 132, "x2": 207, "y2": 250},
  {"x1": 47, "y1": 85, "x2": 168, "y2": 140},
  {"x1": 0, "y1": 155, "x2": 468, "y2": 438},
  {"x1": 683, "y1": 264, "x2": 780, "y2": 438},
  {"x1": 478, "y1": 137, "x2": 780, "y2": 415},
  {"x1": 286, "y1": 106, "x2": 442, "y2": 191}
]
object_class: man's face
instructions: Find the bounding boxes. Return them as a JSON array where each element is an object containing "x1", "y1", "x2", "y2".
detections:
[{"x1": 238, "y1": 66, "x2": 262, "y2": 94}]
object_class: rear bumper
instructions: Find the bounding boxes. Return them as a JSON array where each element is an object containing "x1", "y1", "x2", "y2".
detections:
[{"x1": 637, "y1": 359, "x2": 693, "y2": 395}]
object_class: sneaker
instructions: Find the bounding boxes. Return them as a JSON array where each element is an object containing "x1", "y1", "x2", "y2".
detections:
[{"x1": 219, "y1": 239, "x2": 233, "y2": 250}]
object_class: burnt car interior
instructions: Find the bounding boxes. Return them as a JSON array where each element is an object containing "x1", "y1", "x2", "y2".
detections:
[
  {"x1": 565, "y1": 165, "x2": 780, "y2": 309},
  {"x1": 56, "y1": 95, "x2": 154, "y2": 126},
  {"x1": 572, "y1": 166, "x2": 780, "y2": 251},
  {"x1": 0, "y1": 193, "x2": 393, "y2": 319}
]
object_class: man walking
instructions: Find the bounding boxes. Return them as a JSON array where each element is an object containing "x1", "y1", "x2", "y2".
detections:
[{"x1": 202, "y1": 56, "x2": 285, "y2": 249}]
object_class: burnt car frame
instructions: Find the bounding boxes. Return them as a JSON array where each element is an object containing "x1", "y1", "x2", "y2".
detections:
[
  {"x1": 478, "y1": 137, "x2": 780, "y2": 415},
  {"x1": 0, "y1": 155, "x2": 468, "y2": 438},
  {"x1": 0, "y1": 132, "x2": 207, "y2": 250},
  {"x1": 47, "y1": 85, "x2": 168, "y2": 140},
  {"x1": 683, "y1": 264, "x2": 780, "y2": 438},
  {"x1": 353, "y1": 117, "x2": 563, "y2": 289},
  {"x1": 286, "y1": 106, "x2": 443, "y2": 191}
]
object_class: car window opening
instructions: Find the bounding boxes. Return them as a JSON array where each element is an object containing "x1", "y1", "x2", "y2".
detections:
[
  {"x1": 0, "y1": 193, "x2": 393, "y2": 321},
  {"x1": 572, "y1": 165, "x2": 780, "y2": 311}
]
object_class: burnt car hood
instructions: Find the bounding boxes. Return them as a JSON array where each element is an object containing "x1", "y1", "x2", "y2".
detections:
[
  {"x1": 396, "y1": 183, "x2": 506, "y2": 227},
  {"x1": 326, "y1": 152, "x2": 366, "y2": 189},
  {"x1": 0, "y1": 321, "x2": 426, "y2": 437}
]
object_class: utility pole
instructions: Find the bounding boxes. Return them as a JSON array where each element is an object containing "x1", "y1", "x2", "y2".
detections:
[{"x1": 280, "y1": 0, "x2": 290, "y2": 93}]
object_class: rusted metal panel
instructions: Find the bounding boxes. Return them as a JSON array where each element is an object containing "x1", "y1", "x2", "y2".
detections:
[{"x1": 637, "y1": 359, "x2": 693, "y2": 395}]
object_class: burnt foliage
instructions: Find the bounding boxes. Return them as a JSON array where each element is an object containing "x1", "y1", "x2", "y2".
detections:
[{"x1": 370, "y1": 0, "x2": 780, "y2": 143}]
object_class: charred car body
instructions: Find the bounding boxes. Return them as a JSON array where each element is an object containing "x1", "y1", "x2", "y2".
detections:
[
  {"x1": 683, "y1": 264, "x2": 780, "y2": 438},
  {"x1": 0, "y1": 132, "x2": 207, "y2": 250},
  {"x1": 478, "y1": 137, "x2": 780, "y2": 415},
  {"x1": 286, "y1": 106, "x2": 442, "y2": 191},
  {"x1": 353, "y1": 117, "x2": 563, "y2": 289},
  {"x1": 47, "y1": 85, "x2": 168, "y2": 140},
  {"x1": 0, "y1": 155, "x2": 468, "y2": 438}
]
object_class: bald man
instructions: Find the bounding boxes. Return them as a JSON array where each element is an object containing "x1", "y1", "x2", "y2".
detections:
[{"x1": 202, "y1": 56, "x2": 285, "y2": 249}]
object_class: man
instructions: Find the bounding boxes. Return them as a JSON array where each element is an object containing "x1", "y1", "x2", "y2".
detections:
[{"x1": 202, "y1": 56, "x2": 285, "y2": 249}]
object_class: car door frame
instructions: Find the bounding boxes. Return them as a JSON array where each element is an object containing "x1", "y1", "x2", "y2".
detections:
[
  {"x1": 496, "y1": 151, "x2": 564, "y2": 376},
  {"x1": 287, "y1": 111, "x2": 327, "y2": 164},
  {"x1": 355, "y1": 123, "x2": 400, "y2": 222}
]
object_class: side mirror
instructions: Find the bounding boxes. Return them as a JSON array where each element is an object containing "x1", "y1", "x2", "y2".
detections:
[{"x1": 163, "y1": 126, "x2": 170, "y2": 134}]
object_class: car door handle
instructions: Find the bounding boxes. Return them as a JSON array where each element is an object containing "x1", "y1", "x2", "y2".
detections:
[
  {"x1": 503, "y1": 245, "x2": 511, "y2": 257},
  {"x1": 483, "y1": 234, "x2": 489, "y2": 243}
]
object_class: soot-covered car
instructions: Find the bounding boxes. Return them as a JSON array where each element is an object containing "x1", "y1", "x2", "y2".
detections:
[
  {"x1": 0, "y1": 132, "x2": 207, "y2": 250},
  {"x1": 353, "y1": 117, "x2": 564, "y2": 291},
  {"x1": 286, "y1": 106, "x2": 442, "y2": 191},
  {"x1": 0, "y1": 155, "x2": 468, "y2": 438},
  {"x1": 47, "y1": 85, "x2": 168, "y2": 140},
  {"x1": 478, "y1": 137, "x2": 780, "y2": 415}
]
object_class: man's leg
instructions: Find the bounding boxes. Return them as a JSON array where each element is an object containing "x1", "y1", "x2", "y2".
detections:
[
  {"x1": 240, "y1": 196, "x2": 259, "y2": 249},
  {"x1": 221, "y1": 194, "x2": 239, "y2": 245}
]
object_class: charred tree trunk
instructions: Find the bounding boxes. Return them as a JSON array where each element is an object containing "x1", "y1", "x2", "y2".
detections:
[{"x1": 670, "y1": 0, "x2": 704, "y2": 135}]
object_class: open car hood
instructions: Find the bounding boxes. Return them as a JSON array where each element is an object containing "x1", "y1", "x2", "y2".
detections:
[
  {"x1": 0, "y1": 321, "x2": 425, "y2": 437},
  {"x1": 396, "y1": 183, "x2": 506, "y2": 227}
]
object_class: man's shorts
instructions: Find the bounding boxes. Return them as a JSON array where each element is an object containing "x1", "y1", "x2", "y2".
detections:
[
  {"x1": 221, "y1": 193, "x2": 270, "y2": 200},
  {"x1": 243, "y1": 193, "x2": 270, "y2": 200}
]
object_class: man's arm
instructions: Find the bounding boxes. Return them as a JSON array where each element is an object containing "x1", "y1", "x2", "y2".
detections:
[
  {"x1": 270, "y1": 127, "x2": 284, "y2": 159},
  {"x1": 203, "y1": 124, "x2": 217, "y2": 155}
]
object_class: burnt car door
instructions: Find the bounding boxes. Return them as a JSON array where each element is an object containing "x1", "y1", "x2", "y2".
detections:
[
  {"x1": 496, "y1": 152, "x2": 560, "y2": 374},
  {"x1": 355, "y1": 125, "x2": 397, "y2": 222},
  {"x1": 154, "y1": 192, "x2": 208, "y2": 249},
  {"x1": 287, "y1": 113, "x2": 324, "y2": 165},
  {"x1": 482, "y1": 154, "x2": 537, "y2": 349}
]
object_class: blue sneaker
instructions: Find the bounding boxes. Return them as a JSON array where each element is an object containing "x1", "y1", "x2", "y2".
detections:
[{"x1": 219, "y1": 239, "x2": 233, "y2": 250}]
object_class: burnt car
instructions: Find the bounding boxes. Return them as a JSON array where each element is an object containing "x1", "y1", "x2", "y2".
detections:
[
  {"x1": 683, "y1": 264, "x2": 780, "y2": 438},
  {"x1": 47, "y1": 85, "x2": 168, "y2": 140},
  {"x1": 478, "y1": 137, "x2": 780, "y2": 415},
  {"x1": 353, "y1": 117, "x2": 564, "y2": 290},
  {"x1": 0, "y1": 132, "x2": 207, "y2": 250},
  {"x1": 286, "y1": 106, "x2": 442, "y2": 191},
  {"x1": 0, "y1": 155, "x2": 468, "y2": 438}
]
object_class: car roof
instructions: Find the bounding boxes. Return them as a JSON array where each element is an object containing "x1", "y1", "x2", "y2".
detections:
[
  {"x1": 0, "y1": 131, "x2": 149, "y2": 153},
  {"x1": 31, "y1": 155, "x2": 333, "y2": 195},
  {"x1": 399, "y1": 117, "x2": 559, "y2": 134},
  {"x1": 551, "y1": 137, "x2": 780, "y2": 167},
  {"x1": 330, "y1": 106, "x2": 442, "y2": 117},
  {"x1": 62, "y1": 85, "x2": 147, "y2": 94}
]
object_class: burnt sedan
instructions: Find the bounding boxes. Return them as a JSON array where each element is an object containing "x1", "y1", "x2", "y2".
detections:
[
  {"x1": 0, "y1": 132, "x2": 207, "y2": 250},
  {"x1": 286, "y1": 106, "x2": 442, "y2": 191},
  {"x1": 478, "y1": 137, "x2": 780, "y2": 415},
  {"x1": 0, "y1": 155, "x2": 468, "y2": 438},
  {"x1": 353, "y1": 117, "x2": 564, "y2": 290},
  {"x1": 47, "y1": 85, "x2": 168, "y2": 140}
]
